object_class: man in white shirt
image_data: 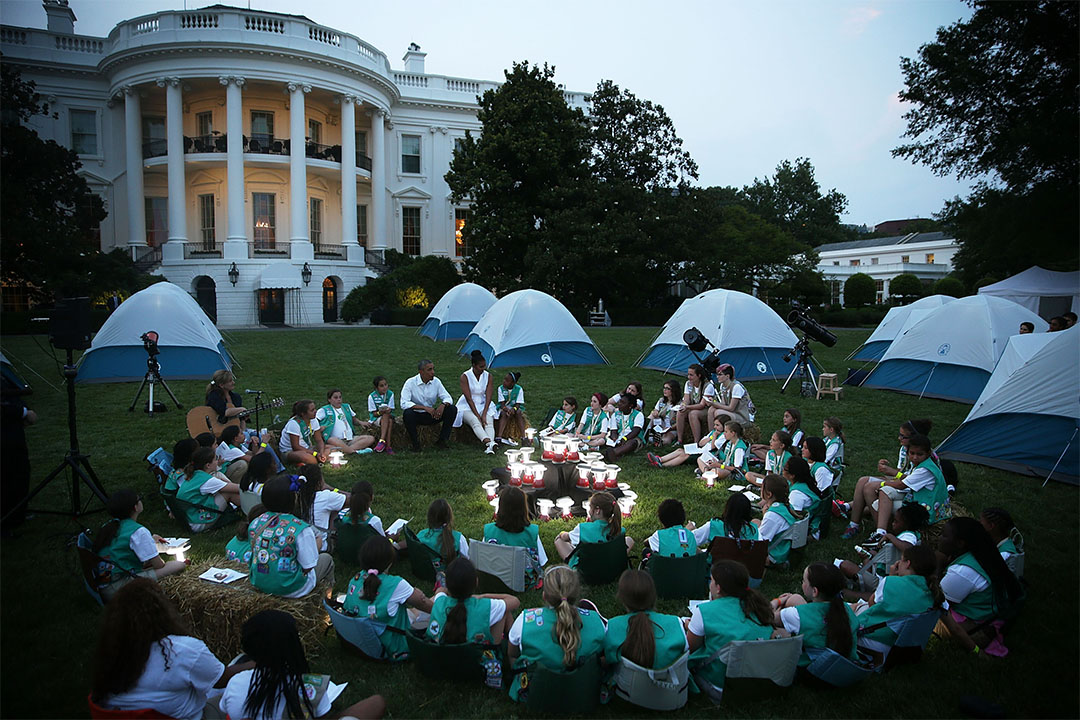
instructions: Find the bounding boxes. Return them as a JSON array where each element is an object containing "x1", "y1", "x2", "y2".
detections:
[{"x1": 400, "y1": 359, "x2": 457, "y2": 452}]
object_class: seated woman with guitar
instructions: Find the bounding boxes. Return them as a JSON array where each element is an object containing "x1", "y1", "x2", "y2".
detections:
[{"x1": 205, "y1": 370, "x2": 248, "y2": 432}]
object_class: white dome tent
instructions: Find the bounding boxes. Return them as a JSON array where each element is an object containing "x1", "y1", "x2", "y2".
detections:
[
  {"x1": 860, "y1": 295, "x2": 1046, "y2": 403},
  {"x1": 937, "y1": 327, "x2": 1079, "y2": 485},
  {"x1": 418, "y1": 283, "x2": 497, "y2": 341},
  {"x1": 637, "y1": 289, "x2": 798, "y2": 381},
  {"x1": 977, "y1": 266, "x2": 1079, "y2": 320},
  {"x1": 77, "y1": 283, "x2": 232, "y2": 383},
  {"x1": 851, "y1": 295, "x2": 955, "y2": 362},
  {"x1": 459, "y1": 290, "x2": 607, "y2": 368}
]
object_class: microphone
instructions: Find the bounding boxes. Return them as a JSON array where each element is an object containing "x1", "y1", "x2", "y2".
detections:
[{"x1": 245, "y1": 389, "x2": 263, "y2": 395}]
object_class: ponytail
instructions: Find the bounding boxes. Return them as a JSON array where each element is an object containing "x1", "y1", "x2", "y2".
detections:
[
  {"x1": 441, "y1": 558, "x2": 476, "y2": 644},
  {"x1": 361, "y1": 570, "x2": 382, "y2": 603},
  {"x1": 785, "y1": 455, "x2": 822, "y2": 498},
  {"x1": 93, "y1": 489, "x2": 141, "y2": 554},
  {"x1": 711, "y1": 560, "x2": 772, "y2": 626},
  {"x1": 427, "y1": 499, "x2": 457, "y2": 560},
  {"x1": 806, "y1": 563, "x2": 852, "y2": 657},
  {"x1": 349, "y1": 480, "x2": 374, "y2": 524},
  {"x1": 589, "y1": 492, "x2": 621, "y2": 541},
  {"x1": 294, "y1": 464, "x2": 321, "y2": 524},
  {"x1": 186, "y1": 447, "x2": 216, "y2": 481},
  {"x1": 359, "y1": 535, "x2": 396, "y2": 602},
  {"x1": 616, "y1": 570, "x2": 657, "y2": 668},
  {"x1": 544, "y1": 566, "x2": 583, "y2": 667},
  {"x1": 902, "y1": 544, "x2": 943, "y2": 608}
]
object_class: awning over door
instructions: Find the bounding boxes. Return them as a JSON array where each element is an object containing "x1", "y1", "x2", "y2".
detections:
[{"x1": 257, "y1": 263, "x2": 302, "y2": 289}]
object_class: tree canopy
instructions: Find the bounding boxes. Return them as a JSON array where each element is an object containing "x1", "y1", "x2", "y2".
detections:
[
  {"x1": 889, "y1": 273, "x2": 924, "y2": 302},
  {"x1": 844, "y1": 273, "x2": 876, "y2": 307},
  {"x1": 739, "y1": 158, "x2": 850, "y2": 249}
]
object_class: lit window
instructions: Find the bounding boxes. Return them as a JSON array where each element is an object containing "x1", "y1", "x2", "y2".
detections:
[
  {"x1": 401, "y1": 134, "x2": 421, "y2": 173},
  {"x1": 925, "y1": 253, "x2": 935, "y2": 264},
  {"x1": 253, "y1": 192, "x2": 276, "y2": 248},
  {"x1": 70, "y1": 109, "x2": 97, "y2": 155},
  {"x1": 849, "y1": 259, "x2": 860, "y2": 266},
  {"x1": 901, "y1": 255, "x2": 909, "y2": 263},
  {"x1": 402, "y1": 206, "x2": 421, "y2": 255},
  {"x1": 455, "y1": 208, "x2": 471, "y2": 257}
]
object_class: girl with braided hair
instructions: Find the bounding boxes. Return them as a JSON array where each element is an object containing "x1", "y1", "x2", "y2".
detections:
[
  {"x1": 426, "y1": 557, "x2": 519, "y2": 648},
  {"x1": 247, "y1": 475, "x2": 334, "y2": 598},
  {"x1": 507, "y1": 565, "x2": 605, "y2": 701}
]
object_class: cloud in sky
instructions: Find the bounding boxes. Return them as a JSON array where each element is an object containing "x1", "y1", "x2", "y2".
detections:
[{"x1": 843, "y1": 6, "x2": 884, "y2": 36}]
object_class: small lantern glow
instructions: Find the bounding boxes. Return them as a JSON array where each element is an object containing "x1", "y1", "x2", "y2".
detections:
[
  {"x1": 537, "y1": 498, "x2": 554, "y2": 520},
  {"x1": 617, "y1": 496, "x2": 636, "y2": 518},
  {"x1": 703, "y1": 470, "x2": 718, "y2": 488},
  {"x1": 555, "y1": 496, "x2": 575, "y2": 518},
  {"x1": 532, "y1": 463, "x2": 547, "y2": 489},
  {"x1": 482, "y1": 479, "x2": 499, "y2": 500}
]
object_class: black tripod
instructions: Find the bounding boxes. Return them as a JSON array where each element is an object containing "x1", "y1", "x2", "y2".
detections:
[
  {"x1": 128, "y1": 354, "x2": 182, "y2": 416},
  {"x1": 780, "y1": 336, "x2": 822, "y2": 398},
  {"x1": 2, "y1": 350, "x2": 109, "y2": 522}
]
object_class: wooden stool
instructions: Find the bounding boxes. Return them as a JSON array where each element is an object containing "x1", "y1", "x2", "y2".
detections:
[{"x1": 816, "y1": 373, "x2": 843, "y2": 401}]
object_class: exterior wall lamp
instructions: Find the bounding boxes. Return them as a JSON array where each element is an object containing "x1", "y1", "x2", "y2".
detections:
[
  {"x1": 228, "y1": 262, "x2": 240, "y2": 286},
  {"x1": 302, "y1": 262, "x2": 312, "y2": 286}
]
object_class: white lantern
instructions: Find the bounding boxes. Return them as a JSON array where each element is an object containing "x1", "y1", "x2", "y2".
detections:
[
  {"x1": 537, "y1": 498, "x2": 555, "y2": 520},
  {"x1": 482, "y1": 479, "x2": 500, "y2": 500},
  {"x1": 555, "y1": 496, "x2": 575, "y2": 518}
]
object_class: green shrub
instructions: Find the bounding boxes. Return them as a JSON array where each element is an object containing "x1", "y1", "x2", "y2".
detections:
[
  {"x1": 844, "y1": 273, "x2": 876, "y2": 307},
  {"x1": 889, "y1": 273, "x2": 924, "y2": 302},
  {"x1": 934, "y1": 275, "x2": 967, "y2": 297}
]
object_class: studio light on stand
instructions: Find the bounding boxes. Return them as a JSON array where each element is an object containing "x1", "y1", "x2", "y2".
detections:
[{"x1": 780, "y1": 301, "x2": 837, "y2": 398}]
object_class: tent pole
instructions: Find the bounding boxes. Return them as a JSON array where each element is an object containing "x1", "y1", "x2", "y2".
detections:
[
  {"x1": 1042, "y1": 427, "x2": 1078, "y2": 487},
  {"x1": 918, "y1": 363, "x2": 938, "y2": 400}
]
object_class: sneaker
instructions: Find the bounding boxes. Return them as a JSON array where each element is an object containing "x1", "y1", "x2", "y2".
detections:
[
  {"x1": 831, "y1": 499, "x2": 850, "y2": 519},
  {"x1": 646, "y1": 452, "x2": 662, "y2": 467},
  {"x1": 385, "y1": 447, "x2": 395, "y2": 456},
  {"x1": 694, "y1": 469, "x2": 703, "y2": 479},
  {"x1": 505, "y1": 438, "x2": 520, "y2": 447},
  {"x1": 484, "y1": 442, "x2": 495, "y2": 455},
  {"x1": 374, "y1": 440, "x2": 386, "y2": 453},
  {"x1": 841, "y1": 523, "x2": 860, "y2": 540},
  {"x1": 497, "y1": 437, "x2": 514, "y2": 446},
  {"x1": 866, "y1": 529, "x2": 886, "y2": 543}
]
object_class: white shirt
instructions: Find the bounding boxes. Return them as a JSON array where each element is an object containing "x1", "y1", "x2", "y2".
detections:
[
  {"x1": 609, "y1": 393, "x2": 644, "y2": 411},
  {"x1": 779, "y1": 606, "x2": 802, "y2": 634},
  {"x1": 216, "y1": 443, "x2": 246, "y2": 464},
  {"x1": 312, "y1": 489, "x2": 347, "y2": 532},
  {"x1": 284, "y1": 525, "x2": 320, "y2": 599},
  {"x1": 401, "y1": 374, "x2": 453, "y2": 410},
  {"x1": 129, "y1": 525, "x2": 160, "y2": 564},
  {"x1": 221, "y1": 669, "x2": 333, "y2": 720},
  {"x1": 825, "y1": 438, "x2": 842, "y2": 464},
  {"x1": 757, "y1": 508, "x2": 789, "y2": 542},
  {"x1": 315, "y1": 405, "x2": 355, "y2": 441},
  {"x1": 812, "y1": 464, "x2": 834, "y2": 492},
  {"x1": 279, "y1": 417, "x2": 320, "y2": 455},
  {"x1": 941, "y1": 562, "x2": 991, "y2": 608},
  {"x1": 902, "y1": 466, "x2": 937, "y2": 492},
  {"x1": 790, "y1": 488, "x2": 814, "y2": 512},
  {"x1": 383, "y1": 577, "x2": 416, "y2": 618},
  {"x1": 198, "y1": 475, "x2": 227, "y2": 495},
  {"x1": 103, "y1": 635, "x2": 223, "y2": 720}
]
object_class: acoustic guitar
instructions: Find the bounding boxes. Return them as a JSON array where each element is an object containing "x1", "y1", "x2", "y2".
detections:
[{"x1": 186, "y1": 397, "x2": 285, "y2": 438}]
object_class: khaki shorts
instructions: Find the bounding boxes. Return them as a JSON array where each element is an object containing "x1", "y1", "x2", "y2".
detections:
[{"x1": 871, "y1": 485, "x2": 909, "y2": 513}]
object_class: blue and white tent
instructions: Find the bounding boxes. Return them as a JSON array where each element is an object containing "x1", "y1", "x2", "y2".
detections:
[
  {"x1": 860, "y1": 295, "x2": 1047, "y2": 403},
  {"x1": 77, "y1": 282, "x2": 232, "y2": 383},
  {"x1": 459, "y1": 289, "x2": 606, "y2": 368},
  {"x1": 937, "y1": 326, "x2": 1079, "y2": 484},
  {"x1": 851, "y1": 295, "x2": 954, "y2": 362},
  {"x1": 637, "y1": 289, "x2": 798, "y2": 381},
  {"x1": 418, "y1": 283, "x2": 496, "y2": 341}
]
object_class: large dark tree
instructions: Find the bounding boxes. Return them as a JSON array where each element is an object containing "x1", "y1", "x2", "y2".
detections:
[
  {"x1": 894, "y1": 1, "x2": 1079, "y2": 282},
  {"x1": 1, "y1": 66, "x2": 108, "y2": 301},
  {"x1": 739, "y1": 158, "x2": 851, "y2": 249}
]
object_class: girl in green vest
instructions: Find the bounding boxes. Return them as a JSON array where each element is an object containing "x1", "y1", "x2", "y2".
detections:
[
  {"x1": 554, "y1": 492, "x2": 634, "y2": 567},
  {"x1": 484, "y1": 486, "x2": 547, "y2": 588},
  {"x1": 417, "y1": 498, "x2": 471, "y2": 564},
  {"x1": 546, "y1": 396, "x2": 578, "y2": 434},
  {"x1": 240, "y1": 452, "x2": 275, "y2": 493},
  {"x1": 366, "y1": 376, "x2": 396, "y2": 455},
  {"x1": 248, "y1": 475, "x2": 334, "y2": 599},
  {"x1": 783, "y1": 455, "x2": 824, "y2": 526},
  {"x1": 316, "y1": 388, "x2": 375, "y2": 455},
  {"x1": 646, "y1": 380, "x2": 681, "y2": 447},
  {"x1": 343, "y1": 536, "x2": 434, "y2": 659},
  {"x1": 697, "y1": 421, "x2": 748, "y2": 481},
  {"x1": 753, "y1": 474, "x2": 799, "y2": 566},
  {"x1": 427, "y1": 557, "x2": 520, "y2": 650},
  {"x1": 163, "y1": 438, "x2": 197, "y2": 494},
  {"x1": 339, "y1": 480, "x2": 384, "y2": 534},
  {"x1": 648, "y1": 413, "x2": 728, "y2": 469},
  {"x1": 605, "y1": 392, "x2": 646, "y2": 461},
  {"x1": 686, "y1": 560, "x2": 774, "y2": 696},
  {"x1": 855, "y1": 544, "x2": 941, "y2": 664},
  {"x1": 576, "y1": 392, "x2": 610, "y2": 449},
  {"x1": 937, "y1": 517, "x2": 1023, "y2": 654},
  {"x1": 693, "y1": 493, "x2": 759, "y2": 546},
  {"x1": 852, "y1": 434, "x2": 949, "y2": 544},
  {"x1": 751, "y1": 408, "x2": 803, "y2": 461},
  {"x1": 176, "y1": 447, "x2": 241, "y2": 532},
  {"x1": 507, "y1": 565, "x2": 605, "y2": 702},
  {"x1": 772, "y1": 562, "x2": 859, "y2": 667},
  {"x1": 279, "y1": 399, "x2": 327, "y2": 466},
  {"x1": 822, "y1": 416, "x2": 845, "y2": 473},
  {"x1": 606, "y1": 569, "x2": 688, "y2": 670},
  {"x1": 979, "y1": 507, "x2": 1024, "y2": 580},
  {"x1": 494, "y1": 371, "x2": 526, "y2": 445},
  {"x1": 644, "y1": 499, "x2": 698, "y2": 559},
  {"x1": 94, "y1": 489, "x2": 187, "y2": 598},
  {"x1": 838, "y1": 503, "x2": 927, "y2": 595},
  {"x1": 225, "y1": 505, "x2": 264, "y2": 564},
  {"x1": 746, "y1": 430, "x2": 793, "y2": 487}
]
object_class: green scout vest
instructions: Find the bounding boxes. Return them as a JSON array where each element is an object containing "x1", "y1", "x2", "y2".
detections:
[
  {"x1": 163, "y1": 468, "x2": 184, "y2": 494},
  {"x1": 705, "y1": 519, "x2": 759, "y2": 543},
  {"x1": 343, "y1": 573, "x2": 411, "y2": 658},
  {"x1": 368, "y1": 390, "x2": 394, "y2": 422},
  {"x1": 723, "y1": 438, "x2": 749, "y2": 471},
  {"x1": 417, "y1": 527, "x2": 463, "y2": 560},
  {"x1": 907, "y1": 458, "x2": 949, "y2": 524},
  {"x1": 612, "y1": 409, "x2": 643, "y2": 442},
  {"x1": 497, "y1": 384, "x2": 523, "y2": 410},
  {"x1": 100, "y1": 518, "x2": 145, "y2": 576},
  {"x1": 766, "y1": 449, "x2": 792, "y2": 474},
  {"x1": 825, "y1": 435, "x2": 843, "y2": 470},
  {"x1": 998, "y1": 538, "x2": 1018, "y2": 555},
  {"x1": 176, "y1": 470, "x2": 222, "y2": 526},
  {"x1": 570, "y1": 520, "x2": 621, "y2": 568},
  {"x1": 225, "y1": 534, "x2": 251, "y2": 563},
  {"x1": 249, "y1": 512, "x2": 310, "y2": 596},
  {"x1": 318, "y1": 402, "x2": 355, "y2": 437},
  {"x1": 427, "y1": 595, "x2": 495, "y2": 644},
  {"x1": 764, "y1": 504, "x2": 796, "y2": 564},
  {"x1": 689, "y1": 596, "x2": 771, "y2": 691},
  {"x1": 549, "y1": 409, "x2": 576, "y2": 432},
  {"x1": 604, "y1": 611, "x2": 686, "y2": 668},
  {"x1": 810, "y1": 461, "x2": 832, "y2": 491},
  {"x1": 857, "y1": 574, "x2": 934, "y2": 645},
  {"x1": 509, "y1": 607, "x2": 606, "y2": 701},
  {"x1": 657, "y1": 525, "x2": 695, "y2": 557},
  {"x1": 949, "y1": 552, "x2": 996, "y2": 621},
  {"x1": 793, "y1": 601, "x2": 859, "y2": 667},
  {"x1": 339, "y1": 508, "x2": 373, "y2": 525},
  {"x1": 580, "y1": 408, "x2": 606, "y2": 436},
  {"x1": 483, "y1": 522, "x2": 539, "y2": 551}
]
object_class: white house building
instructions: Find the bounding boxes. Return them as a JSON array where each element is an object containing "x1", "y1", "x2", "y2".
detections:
[
  {"x1": 1, "y1": 1, "x2": 588, "y2": 326},
  {"x1": 816, "y1": 231, "x2": 959, "y2": 304}
]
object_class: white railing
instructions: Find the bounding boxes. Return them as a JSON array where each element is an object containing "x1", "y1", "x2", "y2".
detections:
[
  {"x1": 55, "y1": 35, "x2": 103, "y2": 53},
  {"x1": 309, "y1": 26, "x2": 340, "y2": 47},
  {"x1": 447, "y1": 79, "x2": 480, "y2": 93},
  {"x1": 180, "y1": 13, "x2": 219, "y2": 29},
  {"x1": 0, "y1": 27, "x2": 27, "y2": 44},
  {"x1": 132, "y1": 17, "x2": 158, "y2": 35},
  {"x1": 244, "y1": 14, "x2": 284, "y2": 33},
  {"x1": 395, "y1": 73, "x2": 429, "y2": 88}
]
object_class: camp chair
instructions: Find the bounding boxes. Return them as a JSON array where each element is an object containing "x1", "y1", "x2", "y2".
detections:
[
  {"x1": 785, "y1": 516, "x2": 810, "y2": 551},
  {"x1": 1005, "y1": 549, "x2": 1025, "y2": 581},
  {"x1": 803, "y1": 647, "x2": 875, "y2": 687},
  {"x1": 708, "y1": 537, "x2": 768, "y2": 588},
  {"x1": 404, "y1": 631, "x2": 492, "y2": 683},
  {"x1": 571, "y1": 536, "x2": 631, "y2": 586},
  {"x1": 404, "y1": 527, "x2": 450, "y2": 583},
  {"x1": 469, "y1": 540, "x2": 528, "y2": 593},
  {"x1": 87, "y1": 694, "x2": 176, "y2": 719},
  {"x1": 161, "y1": 494, "x2": 238, "y2": 534},
  {"x1": 693, "y1": 635, "x2": 803, "y2": 705},
  {"x1": 525, "y1": 654, "x2": 602, "y2": 714},
  {"x1": 324, "y1": 600, "x2": 408, "y2": 662},
  {"x1": 614, "y1": 651, "x2": 691, "y2": 711},
  {"x1": 859, "y1": 608, "x2": 941, "y2": 671},
  {"x1": 810, "y1": 486, "x2": 835, "y2": 540},
  {"x1": 144, "y1": 447, "x2": 173, "y2": 488},
  {"x1": 647, "y1": 552, "x2": 710, "y2": 600},
  {"x1": 335, "y1": 522, "x2": 383, "y2": 565},
  {"x1": 74, "y1": 531, "x2": 107, "y2": 606},
  {"x1": 238, "y1": 490, "x2": 262, "y2": 516}
]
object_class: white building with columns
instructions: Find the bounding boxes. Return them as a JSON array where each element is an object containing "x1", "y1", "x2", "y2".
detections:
[
  {"x1": 1, "y1": 2, "x2": 589, "y2": 326},
  {"x1": 815, "y1": 231, "x2": 959, "y2": 304}
]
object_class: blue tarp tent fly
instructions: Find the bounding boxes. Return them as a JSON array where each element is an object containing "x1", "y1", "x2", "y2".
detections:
[
  {"x1": 418, "y1": 283, "x2": 497, "y2": 341},
  {"x1": 851, "y1": 295, "x2": 954, "y2": 362},
  {"x1": 860, "y1": 295, "x2": 1047, "y2": 403},
  {"x1": 637, "y1": 289, "x2": 798, "y2": 381},
  {"x1": 77, "y1": 282, "x2": 232, "y2": 383},
  {"x1": 459, "y1": 289, "x2": 607, "y2": 368},
  {"x1": 937, "y1": 326, "x2": 1079, "y2": 484}
]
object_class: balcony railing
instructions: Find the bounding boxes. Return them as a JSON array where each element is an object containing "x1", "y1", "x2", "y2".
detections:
[
  {"x1": 186, "y1": 134, "x2": 228, "y2": 153},
  {"x1": 246, "y1": 134, "x2": 289, "y2": 155},
  {"x1": 313, "y1": 243, "x2": 345, "y2": 258},
  {"x1": 155, "y1": 134, "x2": 371, "y2": 169},
  {"x1": 142, "y1": 138, "x2": 168, "y2": 158},
  {"x1": 248, "y1": 240, "x2": 290, "y2": 258},
  {"x1": 184, "y1": 242, "x2": 222, "y2": 259}
]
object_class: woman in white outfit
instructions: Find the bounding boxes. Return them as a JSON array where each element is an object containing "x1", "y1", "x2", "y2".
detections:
[{"x1": 456, "y1": 349, "x2": 497, "y2": 454}]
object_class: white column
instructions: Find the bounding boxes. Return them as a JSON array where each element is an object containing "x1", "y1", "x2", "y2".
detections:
[
  {"x1": 288, "y1": 82, "x2": 311, "y2": 248},
  {"x1": 221, "y1": 75, "x2": 247, "y2": 256},
  {"x1": 122, "y1": 85, "x2": 146, "y2": 256},
  {"x1": 159, "y1": 76, "x2": 187, "y2": 258},
  {"x1": 369, "y1": 108, "x2": 387, "y2": 250},
  {"x1": 340, "y1": 96, "x2": 358, "y2": 247}
]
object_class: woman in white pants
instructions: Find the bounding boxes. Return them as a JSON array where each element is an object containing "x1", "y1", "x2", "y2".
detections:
[{"x1": 456, "y1": 349, "x2": 497, "y2": 454}]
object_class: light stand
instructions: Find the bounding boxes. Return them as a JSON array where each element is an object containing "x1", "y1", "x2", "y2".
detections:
[
  {"x1": 780, "y1": 336, "x2": 822, "y2": 397},
  {"x1": 2, "y1": 350, "x2": 108, "y2": 522},
  {"x1": 128, "y1": 352, "x2": 182, "y2": 416}
]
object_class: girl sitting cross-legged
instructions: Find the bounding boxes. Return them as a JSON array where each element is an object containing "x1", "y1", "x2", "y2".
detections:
[
  {"x1": 745, "y1": 430, "x2": 793, "y2": 487},
  {"x1": 554, "y1": 492, "x2": 634, "y2": 568},
  {"x1": 697, "y1": 420, "x2": 749, "y2": 481},
  {"x1": 647, "y1": 413, "x2": 729, "y2": 469},
  {"x1": 546, "y1": 396, "x2": 579, "y2": 434},
  {"x1": 94, "y1": 489, "x2": 187, "y2": 600},
  {"x1": 176, "y1": 447, "x2": 242, "y2": 532},
  {"x1": 751, "y1": 408, "x2": 803, "y2": 461}
]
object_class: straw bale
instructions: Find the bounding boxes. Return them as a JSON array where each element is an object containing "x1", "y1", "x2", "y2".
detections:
[
  {"x1": 357, "y1": 413, "x2": 532, "y2": 448},
  {"x1": 158, "y1": 556, "x2": 329, "y2": 661},
  {"x1": 923, "y1": 500, "x2": 970, "y2": 546}
]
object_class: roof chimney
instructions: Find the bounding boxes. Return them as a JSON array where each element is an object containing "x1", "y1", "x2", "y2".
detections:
[
  {"x1": 43, "y1": 0, "x2": 77, "y2": 34},
  {"x1": 403, "y1": 43, "x2": 426, "y2": 73}
]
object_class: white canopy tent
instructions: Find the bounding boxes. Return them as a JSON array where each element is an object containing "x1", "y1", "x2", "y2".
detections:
[{"x1": 977, "y1": 266, "x2": 1079, "y2": 320}]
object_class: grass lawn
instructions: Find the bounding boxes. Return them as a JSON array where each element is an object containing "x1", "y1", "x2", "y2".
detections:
[{"x1": 1, "y1": 325, "x2": 1076, "y2": 719}]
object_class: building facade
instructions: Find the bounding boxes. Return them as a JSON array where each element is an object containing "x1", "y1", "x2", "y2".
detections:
[
  {"x1": 816, "y1": 232, "x2": 959, "y2": 304},
  {"x1": 1, "y1": 1, "x2": 588, "y2": 326}
]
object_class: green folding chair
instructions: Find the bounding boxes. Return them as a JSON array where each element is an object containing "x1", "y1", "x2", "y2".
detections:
[
  {"x1": 647, "y1": 552, "x2": 710, "y2": 600},
  {"x1": 336, "y1": 522, "x2": 383, "y2": 566},
  {"x1": 162, "y1": 494, "x2": 238, "y2": 533},
  {"x1": 404, "y1": 631, "x2": 491, "y2": 683},
  {"x1": 572, "y1": 536, "x2": 630, "y2": 586},
  {"x1": 525, "y1": 654, "x2": 602, "y2": 714},
  {"x1": 404, "y1": 528, "x2": 450, "y2": 583}
]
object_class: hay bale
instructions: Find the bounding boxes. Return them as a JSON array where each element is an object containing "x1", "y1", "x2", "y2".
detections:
[
  {"x1": 159, "y1": 556, "x2": 328, "y2": 661},
  {"x1": 741, "y1": 421, "x2": 762, "y2": 445},
  {"x1": 359, "y1": 414, "x2": 531, "y2": 449},
  {"x1": 923, "y1": 500, "x2": 970, "y2": 546}
]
